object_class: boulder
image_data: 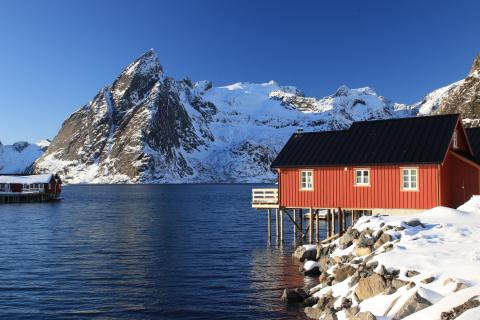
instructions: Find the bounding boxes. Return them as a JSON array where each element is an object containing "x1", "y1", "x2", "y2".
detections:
[
  {"x1": 392, "y1": 291, "x2": 431, "y2": 319},
  {"x1": 339, "y1": 227, "x2": 360, "y2": 249},
  {"x1": 355, "y1": 246, "x2": 372, "y2": 257},
  {"x1": 421, "y1": 276, "x2": 435, "y2": 284},
  {"x1": 440, "y1": 296, "x2": 480, "y2": 320},
  {"x1": 406, "y1": 270, "x2": 420, "y2": 277},
  {"x1": 281, "y1": 288, "x2": 308, "y2": 303},
  {"x1": 303, "y1": 296, "x2": 319, "y2": 307},
  {"x1": 354, "y1": 311, "x2": 377, "y2": 320},
  {"x1": 443, "y1": 278, "x2": 468, "y2": 292},
  {"x1": 404, "y1": 218, "x2": 425, "y2": 228},
  {"x1": 345, "y1": 306, "x2": 360, "y2": 318},
  {"x1": 304, "y1": 306, "x2": 323, "y2": 319},
  {"x1": 355, "y1": 273, "x2": 387, "y2": 301},
  {"x1": 293, "y1": 245, "x2": 317, "y2": 262},
  {"x1": 373, "y1": 232, "x2": 393, "y2": 249},
  {"x1": 300, "y1": 261, "x2": 321, "y2": 276},
  {"x1": 391, "y1": 278, "x2": 408, "y2": 290},
  {"x1": 356, "y1": 234, "x2": 375, "y2": 248},
  {"x1": 334, "y1": 265, "x2": 356, "y2": 282},
  {"x1": 317, "y1": 244, "x2": 336, "y2": 260}
]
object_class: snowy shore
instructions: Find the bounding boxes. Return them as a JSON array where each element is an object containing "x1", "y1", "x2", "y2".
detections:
[{"x1": 284, "y1": 196, "x2": 480, "y2": 319}]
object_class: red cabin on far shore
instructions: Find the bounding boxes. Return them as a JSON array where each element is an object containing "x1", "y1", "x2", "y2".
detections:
[
  {"x1": 0, "y1": 174, "x2": 62, "y2": 203},
  {"x1": 268, "y1": 114, "x2": 479, "y2": 214}
]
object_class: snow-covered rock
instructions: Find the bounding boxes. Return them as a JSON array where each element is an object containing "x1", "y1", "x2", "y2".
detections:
[{"x1": 289, "y1": 196, "x2": 480, "y2": 319}]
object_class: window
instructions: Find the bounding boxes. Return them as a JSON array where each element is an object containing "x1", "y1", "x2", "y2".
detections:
[
  {"x1": 0, "y1": 184, "x2": 5, "y2": 192},
  {"x1": 300, "y1": 170, "x2": 314, "y2": 190},
  {"x1": 402, "y1": 168, "x2": 418, "y2": 190},
  {"x1": 453, "y1": 130, "x2": 458, "y2": 149},
  {"x1": 354, "y1": 169, "x2": 370, "y2": 186}
]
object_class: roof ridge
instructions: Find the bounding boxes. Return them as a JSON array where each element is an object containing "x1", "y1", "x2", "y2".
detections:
[{"x1": 351, "y1": 113, "x2": 460, "y2": 125}]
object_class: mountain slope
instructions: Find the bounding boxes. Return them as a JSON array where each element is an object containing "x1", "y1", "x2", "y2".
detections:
[
  {"x1": 415, "y1": 54, "x2": 480, "y2": 126},
  {"x1": 33, "y1": 49, "x2": 415, "y2": 183},
  {"x1": 0, "y1": 140, "x2": 49, "y2": 174}
]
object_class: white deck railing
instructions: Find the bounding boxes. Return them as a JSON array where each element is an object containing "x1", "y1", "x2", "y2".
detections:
[{"x1": 252, "y1": 188, "x2": 278, "y2": 207}]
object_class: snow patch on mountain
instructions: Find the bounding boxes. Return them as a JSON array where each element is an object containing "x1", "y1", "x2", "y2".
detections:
[{"x1": 0, "y1": 141, "x2": 46, "y2": 174}]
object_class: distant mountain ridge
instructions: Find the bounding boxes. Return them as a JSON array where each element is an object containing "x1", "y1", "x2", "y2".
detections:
[
  {"x1": 4, "y1": 50, "x2": 480, "y2": 183},
  {"x1": 0, "y1": 140, "x2": 49, "y2": 174}
]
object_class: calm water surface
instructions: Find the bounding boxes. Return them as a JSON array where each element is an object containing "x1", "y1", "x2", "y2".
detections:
[{"x1": 0, "y1": 185, "x2": 319, "y2": 319}]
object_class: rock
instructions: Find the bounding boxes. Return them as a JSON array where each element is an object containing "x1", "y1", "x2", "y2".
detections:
[
  {"x1": 304, "y1": 296, "x2": 319, "y2": 307},
  {"x1": 320, "y1": 309, "x2": 337, "y2": 320},
  {"x1": 421, "y1": 276, "x2": 435, "y2": 284},
  {"x1": 317, "y1": 244, "x2": 337, "y2": 260},
  {"x1": 339, "y1": 227, "x2": 360, "y2": 248},
  {"x1": 345, "y1": 306, "x2": 360, "y2": 318},
  {"x1": 383, "y1": 243, "x2": 394, "y2": 252},
  {"x1": 443, "y1": 278, "x2": 469, "y2": 292},
  {"x1": 334, "y1": 265, "x2": 356, "y2": 282},
  {"x1": 390, "y1": 278, "x2": 408, "y2": 290},
  {"x1": 281, "y1": 288, "x2": 308, "y2": 303},
  {"x1": 392, "y1": 291, "x2": 432, "y2": 320},
  {"x1": 406, "y1": 270, "x2": 420, "y2": 277},
  {"x1": 373, "y1": 232, "x2": 393, "y2": 249},
  {"x1": 440, "y1": 296, "x2": 480, "y2": 320},
  {"x1": 316, "y1": 293, "x2": 335, "y2": 310},
  {"x1": 338, "y1": 297, "x2": 352, "y2": 309},
  {"x1": 355, "y1": 273, "x2": 387, "y2": 301},
  {"x1": 304, "y1": 306, "x2": 323, "y2": 319},
  {"x1": 354, "y1": 311, "x2": 377, "y2": 320},
  {"x1": 404, "y1": 218, "x2": 425, "y2": 228},
  {"x1": 300, "y1": 261, "x2": 321, "y2": 276},
  {"x1": 355, "y1": 246, "x2": 372, "y2": 257},
  {"x1": 293, "y1": 245, "x2": 318, "y2": 262},
  {"x1": 356, "y1": 234, "x2": 375, "y2": 248}
]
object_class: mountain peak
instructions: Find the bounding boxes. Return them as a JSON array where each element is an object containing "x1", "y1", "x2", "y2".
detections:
[
  {"x1": 124, "y1": 48, "x2": 163, "y2": 77},
  {"x1": 469, "y1": 53, "x2": 480, "y2": 75}
]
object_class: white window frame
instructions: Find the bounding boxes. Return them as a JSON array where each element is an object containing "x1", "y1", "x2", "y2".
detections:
[
  {"x1": 453, "y1": 130, "x2": 458, "y2": 149},
  {"x1": 401, "y1": 168, "x2": 418, "y2": 191},
  {"x1": 354, "y1": 168, "x2": 370, "y2": 186},
  {"x1": 299, "y1": 170, "x2": 314, "y2": 191}
]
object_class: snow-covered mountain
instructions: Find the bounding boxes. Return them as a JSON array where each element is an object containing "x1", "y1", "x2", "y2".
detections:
[
  {"x1": 0, "y1": 140, "x2": 49, "y2": 174},
  {"x1": 415, "y1": 54, "x2": 480, "y2": 126},
  {"x1": 32, "y1": 49, "x2": 417, "y2": 183}
]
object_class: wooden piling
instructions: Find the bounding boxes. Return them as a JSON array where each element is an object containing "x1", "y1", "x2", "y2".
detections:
[
  {"x1": 326, "y1": 209, "x2": 331, "y2": 237},
  {"x1": 331, "y1": 209, "x2": 336, "y2": 236},
  {"x1": 315, "y1": 209, "x2": 320, "y2": 242},
  {"x1": 280, "y1": 209, "x2": 284, "y2": 242},
  {"x1": 275, "y1": 209, "x2": 279, "y2": 240},
  {"x1": 267, "y1": 208, "x2": 271, "y2": 239},
  {"x1": 299, "y1": 209, "x2": 303, "y2": 233},
  {"x1": 293, "y1": 209, "x2": 296, "y2": 239},
  {"x1": 309, "y1": 208, "x2": 313, "y2": 244},
  {"x1": 338, "y1": 207, "x2": 344, "y2": 236}
]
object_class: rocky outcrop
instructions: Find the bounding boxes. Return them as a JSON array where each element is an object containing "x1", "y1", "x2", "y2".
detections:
[
  {"x1": 392, "y1": 291, "x2": 432, "y2": 319},
  {"x1": 355, "y1": 273, "x2": 388, "y2": 301}
]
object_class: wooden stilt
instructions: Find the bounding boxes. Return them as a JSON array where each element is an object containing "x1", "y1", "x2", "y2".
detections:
[
  {"x1": 309, "y1": 208, "x2": 313, "y2": 244},
  {"x1": 315, "y1": 209, "x2": 320, "y2": 242},
  {"x1": 280, "y1": 209, "x2": 284, "y2": 242},
  {"x1": 267, "y1": 208, "x2": 271, "y2": 239},
  {"x1": 343, "y1": 209, "x2": 348, "y2": 231},
  {"x1": 293, "y1": 209, "x2": 296, "y2": 239},
  {"x1": 275, "y1": 209, "x2": 279, "y2": 240},
  {"x1": 299, "y1": 209, "x2": 303, "y2": 234},
  {"x1": 326, "y1": 209, "x2": 331, "y2": 238},
  {"x1": 331, "y1": 209, "x2": 336, "y2": 236},
  {"x1": 338, "y1": 207, "x2": 344, "y2": 236}
]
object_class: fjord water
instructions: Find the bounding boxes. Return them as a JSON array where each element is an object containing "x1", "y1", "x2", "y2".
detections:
[{"x1": 0, "y1": 185, "x2": 316, "y2": 319}]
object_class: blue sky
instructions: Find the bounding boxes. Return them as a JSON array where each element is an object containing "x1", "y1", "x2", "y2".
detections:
[{"x1": 0, "y1": 0, "x2": 479, "y2": 144}]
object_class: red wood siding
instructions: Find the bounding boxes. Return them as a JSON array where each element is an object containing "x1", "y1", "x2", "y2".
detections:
[
  {"x1": 279, "y1": 165, "x2": 439, "y2": 209},
  {"x1": 440, "y1": 152, "x2": 479, "y2": 208}
]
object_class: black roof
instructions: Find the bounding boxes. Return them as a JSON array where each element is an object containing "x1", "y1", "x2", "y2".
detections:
[
  {"x1": 466, "y1": 127, "x2": 480, "y2": 158},
  {"x1": 271, "y1": 114, "x2": 460, "y2": 168}
]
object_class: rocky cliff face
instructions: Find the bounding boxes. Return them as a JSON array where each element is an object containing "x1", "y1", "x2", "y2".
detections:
[
  {"x1": 33, "y1": 49, "x2": 415, "y2": 183},
  {"x1": 415, "y1": 54, "x2": 480, "y2": 126}
]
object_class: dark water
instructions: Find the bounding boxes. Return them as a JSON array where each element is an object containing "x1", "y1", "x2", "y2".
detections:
[{"x1": 0, "y1": 185, "x2": 319, "y2": 319}]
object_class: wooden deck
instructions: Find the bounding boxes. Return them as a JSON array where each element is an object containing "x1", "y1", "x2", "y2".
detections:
[
  {"x1": 251, "y1": 188, "x2": 279, "y2": 209},
  {"x1": 0, "y1": 192, "x2": 59, "y2": 203}
]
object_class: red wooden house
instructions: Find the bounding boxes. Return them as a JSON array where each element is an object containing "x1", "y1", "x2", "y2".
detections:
[
  {"x1": 269, "y1": 114, "x2": 479, "y2": 214},
  {"x1": 0, "y1": 174, "x2": 62, "y2": 203}
]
